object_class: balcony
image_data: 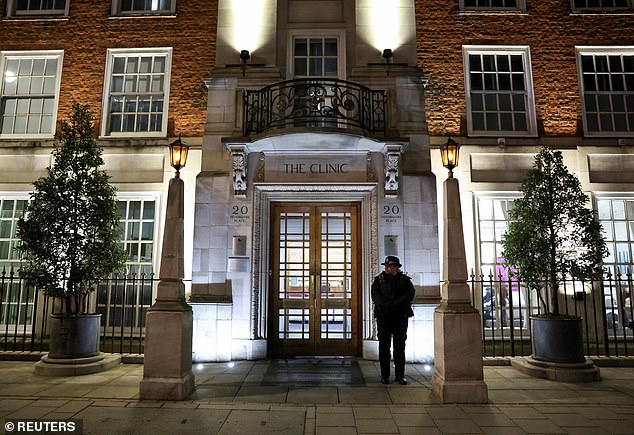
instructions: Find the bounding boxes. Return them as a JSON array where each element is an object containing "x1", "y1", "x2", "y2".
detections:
[{"x1": 243, "y1": 78, "x2": 386, "y2": 137}]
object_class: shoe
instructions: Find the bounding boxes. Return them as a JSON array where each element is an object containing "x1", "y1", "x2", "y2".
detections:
[
  {"x1": 380, "y1": 377, "x2": 390, "y2": 385},
  {"x1": 396, "y1": 377, "x2": 407, "y2": 385}
]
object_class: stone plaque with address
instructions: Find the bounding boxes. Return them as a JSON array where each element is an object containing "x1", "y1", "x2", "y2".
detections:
[{"x1": 229, "y1": 202, "x2": 251, "y2": 226}]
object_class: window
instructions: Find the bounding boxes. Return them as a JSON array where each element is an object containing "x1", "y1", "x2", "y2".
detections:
[
  {"x1": 460, "y1": 0, "x2": 526, "y2": 12},
  {"x1": 96, "y1": 197, "x2": 158, "y2": 331},
  {"x1": 0, "y1": 51, "x2": 63, "y2": 138},
  {"x1": 464, "y1": 46, "x2": 537, "y2": 136},
  {"x1": 596, "y1": 197, "x2": 634, "y2": 331},
  {"x1": 597, "y1": 198, "x2": 634, "y2": 276},
  {"x1": 0, "y1": 197, "x2": 35, "y2": 330},
  {"x1": 101, "y1": 48, "x2": 172, "y2": 137},
  {"x1": 6, "y1": 0, "x2": 69, "y2": 17},
  {"x1": 111, "y1": 0, "x2": 175, "y2": 15},
  {"x1": 571, "y1": 0, "x2": 633, "y2": 12},
  {"x1": 293, "y1": 37, "x2": 338, "y2": 78},
  {"x1": 477, "y1": 196, "x2": 516, "y2": 276},
  {"x1": 577, "y1": 47, "x2": 634, "y2": 136},
  {"x1": 475, "y1": 195, "x2": 534, "y2": 331},
  {"x1": 290, "y1": 33, "x2": 343, "y2": 78}
]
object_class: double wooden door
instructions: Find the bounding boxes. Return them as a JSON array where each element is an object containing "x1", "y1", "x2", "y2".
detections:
[{"x1": 269, "y1": 203, "x2": 360, "y2": 357}]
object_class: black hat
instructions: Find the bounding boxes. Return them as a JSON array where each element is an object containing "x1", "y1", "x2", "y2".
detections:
[{"x1": 381, "y1": 255, "x2": 402, "y2": 267}]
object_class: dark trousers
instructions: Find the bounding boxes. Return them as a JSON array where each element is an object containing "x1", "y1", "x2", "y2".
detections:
[{"x1": 377, "y1": 315, "x2": 409, "y2": 379}]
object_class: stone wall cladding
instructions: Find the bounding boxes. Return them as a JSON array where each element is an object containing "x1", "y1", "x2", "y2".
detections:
[
  {"x1": 0, "y1": 0, "x2": 217, "y2": 137},
  {"x1": 415, "y1": 1, "x2": 634, "y2": 137}
]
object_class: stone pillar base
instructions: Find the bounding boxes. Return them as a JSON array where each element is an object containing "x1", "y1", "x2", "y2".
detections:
[
  {"x1": 432, "y1": 374, "x2": 488, "y2": 403},
  {"x1": 432, "y1": 304, "x2": 488, "y2": 403},
  {"x1": 140, "y1": 308, "x2": 194, "y2": 401},
  {"x1": 139, "y1": 371, "x2": 195, "y2": 401}
]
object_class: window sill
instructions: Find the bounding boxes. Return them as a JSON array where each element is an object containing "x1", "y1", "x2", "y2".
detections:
[
  {"x1": 570, "y1": 11, "x2": 634, "y2": 15},
  {"x1": 108, "y1": 14, "x2": 177, "y2": 20},
  {"x1": 3, "y1": 16, "x2": 69, "y2": 22},
  {"x1": 467, "y1": 132, "x2": 539, "y2": 138},
  {"x1": 458, "y1": 10, "x2": 529, "y2": 16},
  {"x1": 98, "y1": 135, "x2": 168, "y2": 141}
]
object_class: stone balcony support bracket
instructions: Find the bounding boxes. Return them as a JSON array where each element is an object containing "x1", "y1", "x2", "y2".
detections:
[
  {"x1": 384, "y1": 144, "x2": 402, "y2": 198},
  {"x1": 227, "y1": 143, "x2": 247, "y2": 198}
]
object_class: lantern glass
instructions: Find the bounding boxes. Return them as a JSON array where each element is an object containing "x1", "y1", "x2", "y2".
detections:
[
  {"x1": 169, "y1": 138, "x2": 189, "y2": 173},
  {"x1": 440, "y1": 138, "x2": 459, "y2": 171}
]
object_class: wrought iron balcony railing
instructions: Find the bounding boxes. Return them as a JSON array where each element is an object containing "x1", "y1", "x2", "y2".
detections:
[{"x1": 243, "y1": 78, "x2": 386, "y2": 136}]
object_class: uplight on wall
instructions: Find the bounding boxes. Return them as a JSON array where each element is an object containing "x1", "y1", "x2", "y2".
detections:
[
  {"x1": 368, "y1": 0, "x2": 408, "y2": 52},
  {"x1": 229, "y1": 0, "x2": 268, "y2": 53}
]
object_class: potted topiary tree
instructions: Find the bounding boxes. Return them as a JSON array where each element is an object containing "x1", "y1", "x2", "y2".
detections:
[
  {"x1": 18, "y1": 104, "x2": 126, "y2": 361},
  {"x1": 502, "y1": 147, "x2": 607, "y2": 370}
]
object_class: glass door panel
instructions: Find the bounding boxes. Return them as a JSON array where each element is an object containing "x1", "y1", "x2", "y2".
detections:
[{"x1": 269, "y1": 203, "x2": 359, "y2": 357}]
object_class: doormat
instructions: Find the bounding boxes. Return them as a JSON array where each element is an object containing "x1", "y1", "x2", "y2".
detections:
[{"x1": 261, "y1": 358, "x2": 366, "y2": 387}]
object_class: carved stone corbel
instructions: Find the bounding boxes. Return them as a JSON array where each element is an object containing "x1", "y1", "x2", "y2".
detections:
[
  {"x1": 384, "y1": 144, "x2": 402, "y2": 198},
  {"x1": 228, "y1": 144, "x2": 247, "y2": 197}
]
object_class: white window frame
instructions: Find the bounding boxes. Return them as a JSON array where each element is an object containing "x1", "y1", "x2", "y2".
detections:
[
  {"x1": 100, "y1": 47, "x2": 172, "y2": 138},
  {"x1": 115, "y1": 193, "x2": 161, "y2": 274},
  {"x1": 576, "y1": 46, "x2": 634, "y2": 137},
  {"x1": 463, "y1": 45, "x2": 538, "y2": 137},
  {"x1": 570, "y1": 0, "x2": 634, "y2": 12},
  {"x1": 593, "y1": 193, "x2": 634, "y2": 334},
  {"x1": 111, "y1": 0, "x2": 176, "y2": 16},
  {"x1": 287, "y1": 30, "x2": 346, "y2": 80},
  {"x1": 473, "y1": 192, "x2": 537, "y2": 333},
  {"x1": 0, "y1": 193, "x2": 34, "y2": 332},
  {"x1": 6, "y1": 0, "x2": 69, "y2": 17},
  {"x1": 95, "y1": 193, "x2": 161, "y2": 333},
  {"x1": 459, "y1": 0, "x2": 526, "y2": 12},
  {"x1": 0, "y1": 50, "x2": 63, "y2": 140}
]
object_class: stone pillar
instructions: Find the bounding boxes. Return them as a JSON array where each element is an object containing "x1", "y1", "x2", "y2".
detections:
[
  {"x1": 140, "y1": 176, "x2": 195, "y2": 400},
  {"x1": 431, "y1": 176, "x2": 488, "y2": 403}
]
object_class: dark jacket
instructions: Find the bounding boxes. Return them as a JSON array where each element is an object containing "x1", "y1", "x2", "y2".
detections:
[{"x1": 371, "y1": 271, "x2": 415, "y2": 319}]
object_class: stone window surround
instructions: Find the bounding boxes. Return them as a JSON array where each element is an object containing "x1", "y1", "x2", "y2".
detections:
[
  {"x1": 576, "y1": 46, "x2": 634, "y2": 137},
  {"x1": 0, "y1": 50, "x2": 63, "y2": 140},
  {"x1": 463, "y1": 45, "x2": 538, "y2": 137},
  {"x1": 250, "y1": 185, "x2": 378, "y2": 341},
  {"x1": 5, "y1": 0, "x2": 69, "y2": 17},
  {"x1": 287, "y1": 29, "x2": 346, "y2": 80},
  {"x1": 100, "y1": 47, "x2": 173, "y2": 138}
]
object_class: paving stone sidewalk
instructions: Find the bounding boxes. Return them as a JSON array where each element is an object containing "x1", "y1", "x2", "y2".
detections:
[{"x1": 1, "y1": 360, "x2": 633, "y2": 434}]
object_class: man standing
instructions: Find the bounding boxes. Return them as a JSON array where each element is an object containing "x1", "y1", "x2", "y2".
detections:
[{"x1": 371, "y1": 256, "x2": 415, "y2": 385}]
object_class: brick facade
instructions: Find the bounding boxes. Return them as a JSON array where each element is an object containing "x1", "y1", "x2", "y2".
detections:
[
  {"x1": 415, "y1": 1, "x2": 634, "y2": 138},
  {"x1": 0, "y1": 0, "x2": 217, "y2": 137}
]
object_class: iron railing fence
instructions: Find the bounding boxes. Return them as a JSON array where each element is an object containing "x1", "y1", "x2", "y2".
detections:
[
  {"x1": 3, "y1": 267, "x2": 633, "y2": 360},
  {"x1": 470, "y1": 271, "x2": 634, "y2": 358},
  {"x1": 0, "y1": 270, "x2": 159, "y2": 355},
  {"x1": 243, "y1": 78, "x2": 386, "y2": 136}
]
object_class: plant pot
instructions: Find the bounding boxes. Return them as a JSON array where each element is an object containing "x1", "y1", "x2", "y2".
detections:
[
  {"x1": 531, "y1": 316, "x2": 584, "y2": 364},
  {"x1": 48, "y1": 313, "x2": 101, "y2": 359}
]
